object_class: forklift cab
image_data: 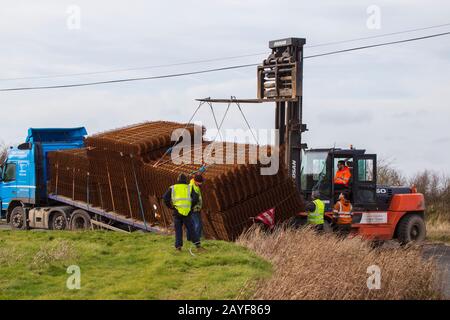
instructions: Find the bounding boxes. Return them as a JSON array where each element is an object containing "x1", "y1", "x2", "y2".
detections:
[{"x1": 300, "y1": 148, "x2": 377, "y2": 210}]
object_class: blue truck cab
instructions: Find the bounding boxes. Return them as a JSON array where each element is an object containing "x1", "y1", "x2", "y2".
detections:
[{"x1": 0, "y1": 128, "x2": 87, "y2": 223}]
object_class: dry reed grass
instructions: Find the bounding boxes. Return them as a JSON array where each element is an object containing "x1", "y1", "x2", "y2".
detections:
[
  {"x1": 427, "y1": 219, "x2": 450, "y2": 243},
  {"x1": 238, "y1": 225, "x2": 443, "y2": 300}
]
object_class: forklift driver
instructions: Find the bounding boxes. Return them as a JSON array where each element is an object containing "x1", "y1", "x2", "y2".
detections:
[{"x1": 334, "y1": 160, "x2": 351, "y2": 191}]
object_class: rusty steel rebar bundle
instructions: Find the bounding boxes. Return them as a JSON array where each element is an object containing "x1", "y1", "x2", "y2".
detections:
[
  {"x1": 47, "y1": 148, "x2": 99, "y2": 206},
  {"x1": 85, "y1": 121, "x2": 204, "y2": 158},
  {"x1": 145, "y1": 142, "x2": 303, "y2": 240},
  {"x1": 48, "y1": 121, "x2": 304, "y2": 240}
]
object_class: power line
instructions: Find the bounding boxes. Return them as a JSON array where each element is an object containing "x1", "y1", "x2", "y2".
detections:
[
  {"x1": 0, "y1": 63, "x2": 258, "y2": 91},
  {"x1": 306, "y1": 22, "x2": 450, "y2": 48},
  {"x1": 0, "y1": 53, "x2": 266, "y2": 82},
  {"x1": 304, "y1": 31, "x2": 450, "y2": 59},
  {"x1": 1, "y1": 22, "x2": 449, "y2": 82},
  {"x1": 1, "y1": 31, "x2": 449, "y2": 92}
]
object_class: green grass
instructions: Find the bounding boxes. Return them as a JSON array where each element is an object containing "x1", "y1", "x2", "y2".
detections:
[{"x1": 0, "y1": 231, "x2": 271, "y2": 300}]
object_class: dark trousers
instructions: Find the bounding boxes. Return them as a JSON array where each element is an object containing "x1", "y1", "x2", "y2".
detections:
[
  {"x1": 174, "y1": 213, "x2": 200, "y2": 248},
  {"x1": 336, "y1": 224, "x2": 351, "y2": 237},
  {"x1": 310, "y1": 223, "x2": 324, "y2": 233},
  {"x1": 187, "y1": 211, "x2": 202, "y2": 241},
  {"x1": 334, "y1": 184, "x2": 348, "y2": 194}
]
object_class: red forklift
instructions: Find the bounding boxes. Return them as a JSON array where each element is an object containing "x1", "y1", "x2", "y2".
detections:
[
  {"x1": 257, "y1": 37, "x2": 426, "y2": 244},
  {"x1": 299, "y1": 147, "x2": 426, "y2": 243}
]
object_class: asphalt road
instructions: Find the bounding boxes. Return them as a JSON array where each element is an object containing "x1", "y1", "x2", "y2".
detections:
[
  {"x1": 0, "y1": 222, "x2": 448, "y2": 298},
  {"x1": 0, "y1": 222, "x2": 10, "y2": 230},
  {"x1": 422, "y1": 243, "x2": 450, "y2": 298}
]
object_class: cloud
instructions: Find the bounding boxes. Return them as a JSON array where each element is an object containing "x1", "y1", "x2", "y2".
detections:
[{"x1": 0, "y1": 0, "x2": 449, "y2": 177}]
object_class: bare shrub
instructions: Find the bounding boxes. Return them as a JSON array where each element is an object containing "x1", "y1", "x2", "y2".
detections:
[
  {"x1": 238, "y1": 226, "x2": 442, "y2": 300},
  {"x1": 410, "y1": 171, "x2": 450, "y2": 221},
  {"x1": 377, "y1": 159, "x2": 406, "y2": 186},
  {"x1": 378, "y1": 158, "x2": 450, "y2": 221},
  {"x1": 0, "y1": 141, "x2": 7, "y2": 164}
]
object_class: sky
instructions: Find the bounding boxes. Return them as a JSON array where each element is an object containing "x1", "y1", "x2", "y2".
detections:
[{"x1": 0, "y1": 0, "x2": 449, "y2": 177}]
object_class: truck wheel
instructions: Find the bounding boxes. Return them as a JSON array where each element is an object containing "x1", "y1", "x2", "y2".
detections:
[
  {"x1": 50, "y1": 212, "x2": 67, "y2": 230},
  {"x1": 397, "y1": 214, "x2": 426, "y2": 245},
  {"x1": 70, "y1": 210, "x2": 91, "y2": 231},
  {"x1": 10, "y1": 206, "x2": 26, "y2": 230}
]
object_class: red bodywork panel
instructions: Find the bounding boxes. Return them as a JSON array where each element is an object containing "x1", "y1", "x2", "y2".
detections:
[
  {"x1": 388, "y1": 193, "x2": 425, "y2": 212},
  {"x1": 351, "y1": 212, "x2": 402, "y2": 240},
  {"x1": 351, "y1": 193, "x2": 425, "y2": 240}
]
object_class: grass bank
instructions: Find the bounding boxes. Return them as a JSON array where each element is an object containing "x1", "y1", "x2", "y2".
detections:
[{"x1": 0, "y1": 230, "x2": 271, "y2": 299}]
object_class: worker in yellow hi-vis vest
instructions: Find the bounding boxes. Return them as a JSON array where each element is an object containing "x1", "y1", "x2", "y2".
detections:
[
  {"x1": 305, "y1": 191, "x2": 325, "y2": 232},
  {"x1": 163, "y1": 174, "x2": 202, "y2": 251}
]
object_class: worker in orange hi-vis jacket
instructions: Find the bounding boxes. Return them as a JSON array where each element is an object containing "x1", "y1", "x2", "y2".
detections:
[
  {"x1": 333, "y1": 192, "x2": 353, "y2": 236},
  {"x1": 334, "y1": 160, "x2": 351, "y2": 186}
]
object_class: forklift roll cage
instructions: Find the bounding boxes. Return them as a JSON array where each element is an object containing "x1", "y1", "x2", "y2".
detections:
[{"x1": 301, "y1": 148, "x2": 377, "y2": 211}]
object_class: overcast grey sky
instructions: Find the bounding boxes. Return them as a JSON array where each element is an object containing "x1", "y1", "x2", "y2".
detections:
[{"x1": 0, "y1": 0, "x2": 449, "y2": 176}]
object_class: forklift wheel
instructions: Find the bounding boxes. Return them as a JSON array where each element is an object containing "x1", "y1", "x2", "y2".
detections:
[
  {"x1": 10, "y1": 206, "x2": 26, "y2": 230},
  {"x1": 397, "y1": 214, "x2": 426, "y2": 245}
]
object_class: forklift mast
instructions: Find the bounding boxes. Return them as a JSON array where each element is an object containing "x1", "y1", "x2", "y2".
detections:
[{"x1": 257, "y1": 37, "x2": 307, "y2": 191}]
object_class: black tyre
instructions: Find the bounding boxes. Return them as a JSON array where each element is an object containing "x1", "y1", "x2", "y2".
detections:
[
  {"x1": 10, "y1": 206, "x2": 26, "y2": 230},
  {"x1": 397, "y1": 214, "x2": 426, "y2": 245},
  {"x1": 50, "y1": 212, "x2": 67, "y2": 230},
  {"x1": 70, "y1": 210, "x2": 91, "y2": 230}
]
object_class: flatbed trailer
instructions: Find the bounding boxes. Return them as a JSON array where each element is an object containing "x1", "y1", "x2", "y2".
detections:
[{"x1": 47, "y1": 194, "x2": 162, "y2": 233}]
